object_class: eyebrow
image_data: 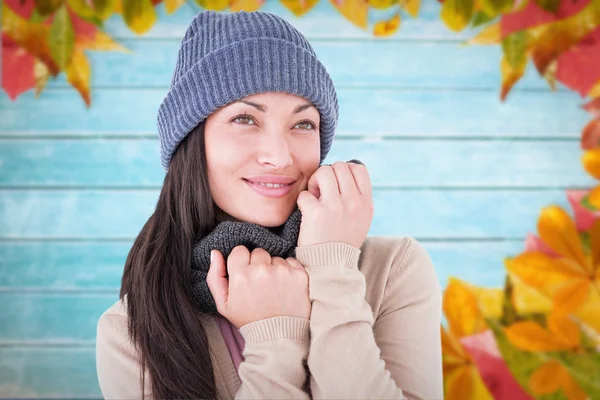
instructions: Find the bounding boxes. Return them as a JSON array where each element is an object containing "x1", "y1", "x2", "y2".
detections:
[{"x1": 236, "y1": 100, "x2": 315, "y2": 114}]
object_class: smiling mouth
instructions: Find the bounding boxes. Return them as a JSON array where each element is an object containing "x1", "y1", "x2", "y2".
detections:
[{"x1": 243, "y1": 179, "x2": 294, "y2": 188}]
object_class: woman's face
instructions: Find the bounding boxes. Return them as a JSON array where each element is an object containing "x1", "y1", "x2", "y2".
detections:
[{"x1": 204, "y1": 92, "x2": 322, "y2": 227}]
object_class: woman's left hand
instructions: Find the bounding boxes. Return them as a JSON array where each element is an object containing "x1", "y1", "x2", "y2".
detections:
[{"x1": 297, "y1": 161, "x2": 374, "y2": 249}]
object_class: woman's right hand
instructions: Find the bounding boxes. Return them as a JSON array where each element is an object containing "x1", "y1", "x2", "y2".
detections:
[{"x1": 206, "y1": 246, "x2": 311, "y2": 329}]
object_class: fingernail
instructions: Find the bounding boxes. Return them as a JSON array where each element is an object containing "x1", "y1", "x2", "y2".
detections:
[
  {"x1": 347, "y1": 159, "x2": 364, "y2": 165},
  {"x1": 210, "y1": 250, "x2": 215, "y2": 263}
]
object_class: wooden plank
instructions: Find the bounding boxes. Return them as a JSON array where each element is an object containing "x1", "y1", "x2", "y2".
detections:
[
  {"x1": 44, "y1": 40, "x2": 553, "y2": 90},
  {"x1": 0, "y1": 240, "x2": 521, "y2": 289},
  {"x1": 104, "y1": 1, "x2": 472, "y2": 40},
  {"x1": 0, "y1": 189, "x2": 569, "y2": 239},
  {"x1": 0, "y1": 139, "x2": 591, "y2": 188},
  {"x1": 0, "y1": 89, "x2": 587, "y2": 138},
  {"x1": 0, "y1": 347, "x2": 100, "y2": 398}
]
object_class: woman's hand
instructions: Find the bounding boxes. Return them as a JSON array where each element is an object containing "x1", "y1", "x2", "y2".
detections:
[
  {"x1": 206, "y1": 246, "x2": 311, "y2": 329},
  {"x1": 297, "y1": 161, "x2": 374, "y2": 249}
]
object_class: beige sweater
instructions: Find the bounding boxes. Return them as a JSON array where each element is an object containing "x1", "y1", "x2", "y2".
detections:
[{"x1": 96, "y1": 237, "x2": 444, "y2": 399}]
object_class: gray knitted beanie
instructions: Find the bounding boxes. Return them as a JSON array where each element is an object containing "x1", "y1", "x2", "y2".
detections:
[{"x1": 156, "y1": 10, "x2": 339, "y2": 170}]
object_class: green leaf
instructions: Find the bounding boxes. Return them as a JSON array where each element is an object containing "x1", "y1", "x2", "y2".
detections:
[
  {"x1": 441, "y1": 0, "x2": 475, "y2": 32},
  {"x1": 34, "y1": 0, "x2": 64, "y2": 16},
  {"x1": 49, "y1": 5, "x2": 75, "y2": 70},
  {"x1": 122, "y1": 0, "x2": 157, "y2": 35},
  {"x1": 471, "y1": 11, "x2": 496, "y2": 28},
  {"x1": 478, "y1": 0, "x2": 513, "y2": 18},
  {"x1": 93, "y1": 0, "x2": 116, "y2": 20},
  {"x1": 547, "y1": 351, "x2": 600, "y2": 399},
  {"x1": 67, "y1": 0, "x2": 104, "y2": 26},
  {"x1": 534, "y1": 0, "x2": 561, "y2": 13}
]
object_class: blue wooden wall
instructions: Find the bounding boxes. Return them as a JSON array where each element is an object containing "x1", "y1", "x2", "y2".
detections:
[{"x1": 0, "y1": 1, "x2": 593, "y2": 397}]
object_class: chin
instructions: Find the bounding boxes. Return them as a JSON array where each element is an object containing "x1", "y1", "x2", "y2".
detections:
[{"x1": 237, "y1": 203, "x2": 295, "y2": 227}]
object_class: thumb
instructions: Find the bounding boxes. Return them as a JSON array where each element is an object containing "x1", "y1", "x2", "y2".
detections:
[
  {"x1": 297, "y1": 190, "x2": 319, "y2": 214},
  {"x1": 206, "y1": 250, "x2": 229, "y2": 315}
]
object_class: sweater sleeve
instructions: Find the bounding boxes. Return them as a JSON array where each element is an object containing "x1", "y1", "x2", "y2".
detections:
[
  {"x1": 96, "y1": 310, "x2": 311, "y2": 400},
  {"x1": 235, "y1": 316, "x2": 311, "y2": 399},
  {"x1": 294, "y1": 239, "x2": 444, "y2": 400}
]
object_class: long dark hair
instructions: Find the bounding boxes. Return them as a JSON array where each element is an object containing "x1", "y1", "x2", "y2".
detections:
[{"x1": 120, "y1": 121, "x2": 224, "y2": 399}]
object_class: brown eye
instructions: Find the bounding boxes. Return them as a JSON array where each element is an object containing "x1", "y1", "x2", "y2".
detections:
[
  {"x1": 295, "y1": 120, "x2": 317, "y2": 130},
  {"x1": 232, "y1": 113, "x2": 256, "y2": 125}
]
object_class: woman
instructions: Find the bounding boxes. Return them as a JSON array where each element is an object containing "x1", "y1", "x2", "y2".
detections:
[{"x1": 96, "y1": 9, "x2": 443, "y2": 400}]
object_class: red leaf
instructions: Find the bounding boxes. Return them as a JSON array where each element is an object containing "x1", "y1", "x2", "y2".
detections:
[
  {"x1": 1, "y1": 33, "x2": 36, "y2": 100},
  {"x1": 556, "y1": 27, "x2": 600, "y2": 97},
  {"x1": 584, "y1": 97, "x2": 600, "y2": 116},
  {"x1": 501, "y1": 0, "x2": 590, "y2": 38},
  {"x1": 581, "y1": 118, "x2": 600, "y2": 151},
  {"x1": 4, "y1": 0, "x2": 35, "y2": 18}
]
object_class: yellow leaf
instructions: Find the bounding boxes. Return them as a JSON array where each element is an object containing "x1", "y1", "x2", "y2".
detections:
[
  {"x1": 543, "y1": 59, "x2": 557, "y2": 91},
  {"x1": 574, "y1": 285, "x2": 600, "y2": 333},
  {"x1": 589, "y1": 82, "x2": 600, "y2": 99},
  {"x1": 49, "y1": 5, "x2": 76, "y2": 70},
  {"x1": 464, "y1": 22, "x2": 500, "y2": 45},
  {"x1": 528, "y1": 0, "x2": 600, "y2": 75},
  {"x1": 122, "y1": 0, "x2": 157, "y2": 35},
  {"x1": 552, "y1": 279, "x2": 591, "y2": 317},
  {"x1": 231, "y1": 0, "x2": 265, "y2": 12},
  {"x1": 34, "y1": 59, "x2": 50, "y2": 97},
  {"x1": 583, "y1": 148, "x2": 600, "y2": 180},
  {"x1": 373, "y1": 12, "x2": 400, "y2": 37},
  {"x1": 477, "y1": 0, "x2": 512, "y2": 18},
  {"x1": 441, "y1": 0, "x2": 474, "y2": 32},
  {"x1": 165, "y1": 0, "x2": 186, "y2": 13},
  {"x1": 401, "y1": 0, "x2": 419, "y2": 17},
  {"x1": 196, "y1": 0, "x2": 229, "y2": 10},
  {"x1": 80, "y1": 30, "x2": 130, "y2": 52},
  {"x1": 507, "y1": 270, "x2": 553, "y2": 314},
  {"x1": 443, "y1": 278, "x2": 486, "y2": 338},
  {"x1": 588, "y1": 185, "x2": 600, "y2": 210},
  {"x1": 537, "y1": 206, "x2": 587, "y2": 267},
  {"x1": 445, "y1": 365, "x2": 493, "y2": 400},
  {"x1": 280, "y1": 0, "x2": 320, "y2": 16},
  {"x1": 368, "y1": 0, "x2": 396, "y2": 9},
  {"x1": 66, "y1": 47, "x2": 91, "y2": 106},
  {"x1": 468, "y1": 284, "x2": 504, "y2": 319},
  {"x1": 506, "y1": 252, "x2": 582, "y2": 292},
  {"x1": 93, "y1": 0, "x2": 117, "y2": 20},
  {"x1": 547, "y1": 312, "x2": 581, "y2": 347},
  {"x1": 529, "y1": 359, "x2": 564, "y2": 395},
  {"x1": 500, "y1": 52, "x2": 526, "y2": 100},
  {"x1": 329, "y1": 0, "x2": 369, "y2": 29},
  {"x1": 441, "y1": 326, "x2": 468, "y2": 365},
  {"x1": 504, "y1": 321, "x2": 575, "y2": 351}
]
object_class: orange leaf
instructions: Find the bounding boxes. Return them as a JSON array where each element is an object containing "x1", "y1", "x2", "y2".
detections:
[
  {"x1": 546, "y1": 312, "x2": 581, "y2": 347},
  {"x1": 506, "y1": 252, "x2": 583, "y2": 291},
  {"x1": 589, "y1": 218, "x2": 600, "y2": 266},
  {"x1": 401, "y1": 0, "x2": 420, "y2": 17},
  {"x1": 329, "y1": 0, "x2": 369, "y2": 29},
  {"x1": 529, "y1": 360, "x2": 563, "y2": 395},
  {"x1": 504, "y1": 320, "x2": 574, "y2": 351},
  {"x1": 583, "y1": 147, "x2": 600, "y2": 179},
  {"x1": 537, "y1": 206, "x2": 586, "y2": 267},
  {"x1": 367, "y1": 0, "x2": 395, "y2": 9},
  {"x1": 590, "y1": 82, "x2": 600, "y2": 98},
  {"x1": 164, "y1": 0, "x2": 185, "y2": 13},
  {"x1": 66, "y1": 47, "x2": 91, "y2": 106},
  {"x1": 443, "y1": 278, "x2": 486, "y2": 339},
  {"x1": 34, "y1": 58, "x2": 50, "y2": 96},
  {"x1": 196, "y1": 0, "x2": 229, "y2": 11},
  {"x1": 441, "y1": 326, "x2": 468, "y2": 365},
  {"x1": 280, "y1": 0, "x2": 320, "y2": 16},
  {"x1": 373, "y1": 12, "x2": 400, "y2": 37},
  {"x1": 552, "y1": 278, "x2": 591, "y2": 317},
  {"x1": 589, "y1": 185, "x2": 600, "y2": 210},
  {"x1": 560, "y1": 372, "x2": 589, "y2": 400},
  {"x1": 445, "y1": 364, "x2": 493, "y2": 400},
  {"x1": 80, "y1": 30, "x2": 130, "y2": 52},
  {"x1": 584, "y1": 97, "x2": 600, "y2": 116},
  {"x1": 529, "y1": 360, "x2": 564, "y2": 395}
]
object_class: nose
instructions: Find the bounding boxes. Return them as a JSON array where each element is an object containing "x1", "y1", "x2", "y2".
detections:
[{"x1": 256, "y1": 130, "x2": 293, "y2": 169}]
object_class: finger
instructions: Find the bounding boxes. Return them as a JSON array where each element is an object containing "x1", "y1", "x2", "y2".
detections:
[
  {"x1": 297, "y1": 190, "x2": 319, "y2": 214},
  {"x1": 228, "y1": 245, "x2": 250, "y2": 276},
  {"x1": 347, "y1": 162, "x2": 372, "y2": 197},
  {"x1": 331, "y1": 161, "x2": 359, "y2": 196},
  {"x1": 307, "y1": 165, "x2": 339, "y2": 201},
  {"x1": 271, "y1": 256, "x2": 289, "y2": 267},
  {"x1": 250, "y1": 247, "x2": 272, "y2": 266},
  {"x1": 206, "y1": 250, "x2": 229, "y2": 314},
  {"x1": 286, "y1": 257, "x2": 305, "y2": 270}
]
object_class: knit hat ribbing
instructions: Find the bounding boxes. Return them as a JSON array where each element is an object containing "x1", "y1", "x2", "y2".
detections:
[{"x1": 157, "y1": 10, "x2": 339, "y2": 170}]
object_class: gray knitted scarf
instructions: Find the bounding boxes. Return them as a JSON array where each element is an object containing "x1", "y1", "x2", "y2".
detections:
[{"x1": 190, "y1": 208, "x2": 302, "y2": 314}]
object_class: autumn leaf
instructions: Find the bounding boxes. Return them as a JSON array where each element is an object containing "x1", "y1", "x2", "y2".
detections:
[
  {"x1": 230, "y1": 0, "x2": 265, "y2": 12},
  {"x1": 533, "y1": 0, "x2": 560, "y2": 14},
  {"x1": 196, "y1": 0, "x2": 229, "y2": 11},
  {"x1": 373, "y1": 12, "x2": 400, "y2": 37},
  {"x1": 471, "y1": 11, "x2": 495, "y2": 28},
  {"x1": 543, "y1": 59, "x2": 557, "y2": 90},
  {"x1": 529, "y1": 359, "x2": 588, "y2": 400},
  {"x1": 464, "y1": 21, "x2": 501, "y2": 45},
  {"x1": 93, "y1": 0, "x2": 117, "y2": 20},
  {"x1": 582, "y1": 148, "x2": 600, "y2": 180},
  {"x1": 35, "y1": 0, "x2": 64, "y2": 17},
  {"x1": 34, "y1": 58, "x2": 50, "y2": 96},
  {"x1": 1, "y1": 35, "x2": 36, "y2": 100},
  {"x1": 49, "y1": 5, "x2": 76, "y2": 70},
  {"x1": 280, "y1": 0, "x2": 319, "y2": 16},
  {"x1": 2, "y1": 2, "x2": 60, "y2": 75},
  {"x1": 444, "y1": 278, "x2": 489, "y2": 338},
  {"x1": 401, "y1": 0, "x2": 419, "y2": 17},
  {"x1": 367, "y1": 0, "x2": 396, "y2": 9},
  {"x1": 441, "y1": 0, "x2": 474, "y2": 32},
  {"x1": 504, "y1": 316, "x2": 579, "y2": 352},
  {"x1": 329, "y1": 0, "x2": 369, "y2": 29},
  {"x1": 65, "y1": 47, "x2": 91, "y2": 106},
  {"x1": 590, "y1": 82, "x2": 600, "y2": 98},
  {"x1": 122, "y1": 0, "x2": 157, "y2": 35},
  {"x1": 528, "y1": 0, "x2": 600, "y2": 76},
  {"x1": 583, "y1": 98, "x2": 600, "y2": 117},
  {"x1": 500, "y1": 30, "x2": 528, "y2": 100},
  {"x1": 477, "y1": 0, "x2": 512, "y2": 19},
  {"x1": 537, "y1": 206, "x2": 586, "y2": 266}
]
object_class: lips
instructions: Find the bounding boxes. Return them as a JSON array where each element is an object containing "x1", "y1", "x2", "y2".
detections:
[{"x1": 243, "y1": 177, "x2": 296, "y2": 198}]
